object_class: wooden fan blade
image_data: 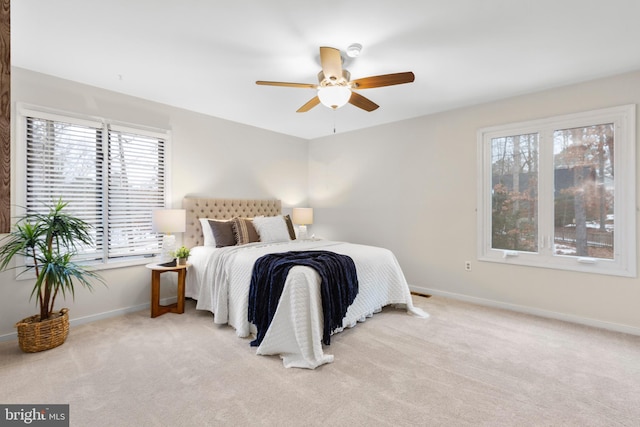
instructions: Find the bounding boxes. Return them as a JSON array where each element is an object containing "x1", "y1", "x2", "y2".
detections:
[
  {"x1": 319, "y1": 47, "x2": 343, "y2": 82},
  {"x1": 349, "y1": 92, "x2": 379, "y2": 112},
  {"x1": 256, "y1": 81, "x2": 317, "y2": 89},
  {"x1": 351, "y1": 72, "x2": 415, "y2": 89},
  {"x1": 296, "y1": 96, "x2": 320, "y2": 113}
]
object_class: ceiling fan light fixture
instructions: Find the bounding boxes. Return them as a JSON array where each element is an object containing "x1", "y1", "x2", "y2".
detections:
[
  {"x1": 317, "y1": 85, "x2": 351, "y2": 110},
  {"x1": 257, "y1": 46, "x2": 414, "y2": 113}
]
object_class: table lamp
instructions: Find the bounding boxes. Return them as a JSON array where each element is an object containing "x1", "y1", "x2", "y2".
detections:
[
  {"x1": 292, "y1": 207, "x2": 313, "y2": 240},
  {"x1": 152, "y1": 209, "x2": 186, "y2": 261}
]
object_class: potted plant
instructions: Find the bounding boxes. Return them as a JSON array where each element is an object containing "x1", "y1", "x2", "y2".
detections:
[
  {"x1": 0, "y1": 199, "x2": 105, "y2": 352},
  {"x1": 172, "y1": 246, "x2": 190, "y2": 266}
]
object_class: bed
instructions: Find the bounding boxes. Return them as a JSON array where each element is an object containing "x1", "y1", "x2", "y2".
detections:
[{"x1": 182, "y1": 197, "x2": 427, "y2": 368}]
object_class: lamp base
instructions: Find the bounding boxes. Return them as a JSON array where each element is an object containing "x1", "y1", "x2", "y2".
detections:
[
  {"x1": 297, "y1": 225, "x2": 308, "y2": 240},
  {"x1": 160, "y1": 234, "x2": 176, "y2": 262}
]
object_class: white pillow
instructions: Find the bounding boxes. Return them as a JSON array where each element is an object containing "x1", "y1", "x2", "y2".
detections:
[
  {"x1": 199, "y1": 218, "x2": 216, "y2": 246},
  {"x1": 252, "y1": 215, "x2": 291, "y2": 243}
]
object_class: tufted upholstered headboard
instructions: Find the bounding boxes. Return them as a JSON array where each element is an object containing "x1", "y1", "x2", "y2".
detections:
[{"x1": 182, "y1": 197, "x2": 282, "y2": 248}]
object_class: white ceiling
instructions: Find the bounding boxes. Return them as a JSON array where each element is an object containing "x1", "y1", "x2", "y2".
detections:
[{"x1": 12, "y1": 0, "x2": 640, "y2": 140}]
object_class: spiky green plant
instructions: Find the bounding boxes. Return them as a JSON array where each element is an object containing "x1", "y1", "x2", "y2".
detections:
[{"x1": 0, "y1": 199, "x2": 105, "y2": 321}]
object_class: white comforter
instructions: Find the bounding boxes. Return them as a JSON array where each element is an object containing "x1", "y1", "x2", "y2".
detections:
[{"x1": 185, "y1": 239, "x2": 427, "y2": 368}]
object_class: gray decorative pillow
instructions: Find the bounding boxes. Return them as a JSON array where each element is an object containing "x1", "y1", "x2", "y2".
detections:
[
  {"x1": 208, "y1": 219, "x2": 236, "y2": 247},
  {"x1": 232, "y1": 217, "x2": 260, "y2": 245}
]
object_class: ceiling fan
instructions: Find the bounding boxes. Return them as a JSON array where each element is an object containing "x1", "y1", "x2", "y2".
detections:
[{"x1": 256, "y1": 46, "x2": 415, "y2": 113}]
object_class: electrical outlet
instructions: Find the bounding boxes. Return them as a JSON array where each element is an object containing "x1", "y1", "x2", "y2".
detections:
[{"x1": 464, "y1": 261, "x2": 471, "y2": 271}]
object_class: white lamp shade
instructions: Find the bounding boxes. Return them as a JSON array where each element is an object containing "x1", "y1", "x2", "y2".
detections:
[
  {"x1": 317, "y1": 86, "x2": 351, "y2": 109},
  {"x1": 292, "y1": 207, "x2": 313, "y2": 225},
  {"x1": 152, "y1": 209, "x2": 186, "y2": 233}
]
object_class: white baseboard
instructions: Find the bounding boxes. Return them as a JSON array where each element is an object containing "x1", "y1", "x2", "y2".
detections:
[
  {"x1": 4, "y1": 288, "x2": 637, "y2": 342},
  {"x1": 0, "y1": 297, "x2": 178, "y2": 343},
  {"x1": 410, "y1": 285, "x2": 640, "y2": 337}
]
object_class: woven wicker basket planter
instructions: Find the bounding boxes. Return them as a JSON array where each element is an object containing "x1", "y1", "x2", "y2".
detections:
[{"x1": 15, "y1": 308, "x2": 69, "y2": 353}]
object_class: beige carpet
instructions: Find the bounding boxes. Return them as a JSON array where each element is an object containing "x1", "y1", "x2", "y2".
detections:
[{"x1": 1, "y1": 295, "x2": 639, "y2": 426}]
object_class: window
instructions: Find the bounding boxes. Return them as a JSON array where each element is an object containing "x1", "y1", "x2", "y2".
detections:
[
  {"x1": 477, "y1": 105, "x2": 636, "y2": 277},
  {"x1": 18, "y1": 105, "x2": 170, "y2": 268}
]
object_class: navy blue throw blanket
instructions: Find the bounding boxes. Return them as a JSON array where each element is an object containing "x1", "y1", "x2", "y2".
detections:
[{"x1": 248, "y1": 250, "x2": 358, "y2": 347}]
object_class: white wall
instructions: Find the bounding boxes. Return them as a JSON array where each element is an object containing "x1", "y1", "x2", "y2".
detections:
[
  {"x1": 0, "y1": 68, "x2": 308, "y2": 338},
  {"x1": 309, "y1": 70, "x2": 640, "y2": 334},
  {"x1": 3, "y1": 67, "x2": 640, "y2": 339}
]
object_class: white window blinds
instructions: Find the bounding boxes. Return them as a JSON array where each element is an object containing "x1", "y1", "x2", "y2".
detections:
[
  {"x1": 107, "y1": 125, "x2": 166, "y2": 259},
  {"x1": 23, "y1": 108, "x2": 168, "y2": 265}
]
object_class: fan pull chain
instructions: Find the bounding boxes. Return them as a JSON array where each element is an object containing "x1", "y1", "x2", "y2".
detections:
[{"x1": 333, "y1": 109, "x2": 337, "y2": 134}]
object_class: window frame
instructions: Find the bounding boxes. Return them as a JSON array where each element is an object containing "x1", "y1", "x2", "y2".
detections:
[
  {"x1": 477, "y1": 104, "x2": 636, "y2": 277},
  {"x1": 15, "y1": 103, "x2": 172, "y2": 271}
]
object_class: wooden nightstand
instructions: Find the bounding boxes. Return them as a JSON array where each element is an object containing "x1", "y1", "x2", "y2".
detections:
[{"x1": 145, "y1": 262, "x2": 190, "y2": 318}]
